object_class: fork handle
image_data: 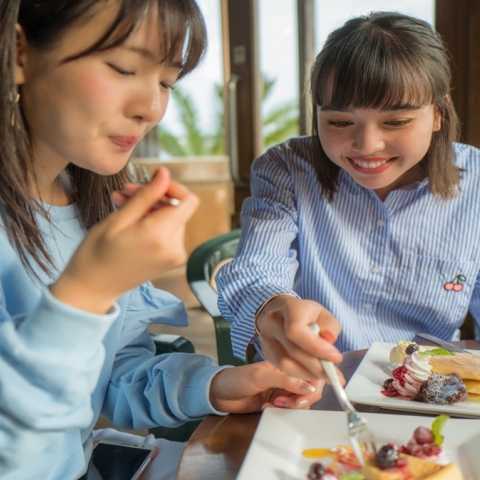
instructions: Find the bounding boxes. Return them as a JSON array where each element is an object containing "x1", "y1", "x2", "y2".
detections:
[
  {"x1": 308, "y1": 323, "x2": 357, "y2": 413},
  {"x1": 320, "y1": 359, "x2": 357, "y2": 414}
]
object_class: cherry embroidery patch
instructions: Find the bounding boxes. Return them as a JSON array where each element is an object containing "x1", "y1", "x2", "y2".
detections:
[{"x1": 444, "y1": 275, "x2": 466, "y2": 292}]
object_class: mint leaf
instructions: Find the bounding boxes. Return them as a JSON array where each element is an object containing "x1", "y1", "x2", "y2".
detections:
[
  {"x1": 431, "y1": 415, "x2": 450, "y2": 446},
  {"x1": 419, "y1": 348, "x2": 455, "y2": 356}
]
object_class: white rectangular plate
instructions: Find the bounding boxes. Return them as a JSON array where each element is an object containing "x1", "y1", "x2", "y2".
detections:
[
  {"x1": 236, "y1": 409, "x2": 480, "y2": 480},
  {"x1": 345, "y1": 342, "x2": 480, "y2": 418}
]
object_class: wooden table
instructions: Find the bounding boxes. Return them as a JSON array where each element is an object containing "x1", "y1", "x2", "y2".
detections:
[{"x1": 176, "y1": 340, "x2": 480, "y2": 480}]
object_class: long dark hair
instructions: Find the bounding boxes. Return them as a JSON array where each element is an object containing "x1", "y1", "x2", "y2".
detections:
[
  {"x1": 309, "y1": 11, "x2": 461, "y2": 201},
  {"x1": 0, "y1": 0, "x2": 207, "y2": 274}
]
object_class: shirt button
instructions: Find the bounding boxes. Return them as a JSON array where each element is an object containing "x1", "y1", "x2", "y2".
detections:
[
  {"x1": 365, "y1": 303, "x2": 373, "y2": 309},
  {"x1": 371, "y1": 266, "x2": 380, "y2": 274},
  {"x1": 377, "y1": 220, "x2": 385, "y2": 226}
]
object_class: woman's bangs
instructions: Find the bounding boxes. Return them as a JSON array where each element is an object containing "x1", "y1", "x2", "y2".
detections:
[
  {"x1": 315, "y1": 46, "x2": 434, "y2": 111},
  {"x1": 65, "y1": 0, "x2": 206, "y2": 76},
  {"x1": 155, "y1": 0, "x2": 206, "y2": 78}
]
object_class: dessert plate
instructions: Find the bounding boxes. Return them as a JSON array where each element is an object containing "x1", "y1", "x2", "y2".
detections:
[
  {"x1": 345, "y1": 341, "x2": 480, "y2": 418},
  {"x1": 236, "y1": 409, "x2": 479, "y2": 480}
]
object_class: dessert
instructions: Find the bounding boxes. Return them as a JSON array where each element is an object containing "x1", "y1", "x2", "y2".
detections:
[
  {"x1": 305, "y1": 416, "x2": 463, "y2": 480},
  {"x1": 382, "y1": 342, "x2": 470, "y2": 405},
  {"x1": 361, "y1": 454, "x2": 461, "y2": 480},
  {"x1": 428, "y1": 352, "x2": 480, "y2": 381},
  {"x1": 389, "y1": 341, "x2": 426, "y2": 364},
  {"x1": 415, "y1": 373, "x2": 467, "y2": 404}
]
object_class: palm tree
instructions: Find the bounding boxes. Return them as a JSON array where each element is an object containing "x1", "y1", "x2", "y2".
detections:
[{"x1": 158, "y1": 75, "x2": 299, "y2": 157}]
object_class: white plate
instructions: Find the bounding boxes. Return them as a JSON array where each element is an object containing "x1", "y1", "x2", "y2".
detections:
[
  {"x1": 345, "y1": 342, "x2": 480, "y2": 418},
  {"x1": 236, "y1": 409, "x2": 480, "y2": 480}
]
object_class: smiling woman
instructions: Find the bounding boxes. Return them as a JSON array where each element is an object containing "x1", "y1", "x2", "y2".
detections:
[{"x1": 215, "y1": 12, "x2": 480, "y2": 384}]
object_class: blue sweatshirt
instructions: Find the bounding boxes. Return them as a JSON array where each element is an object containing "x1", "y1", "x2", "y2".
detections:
[{"x1": 0, "y1": 203, "x2": 224, "y2": 479}]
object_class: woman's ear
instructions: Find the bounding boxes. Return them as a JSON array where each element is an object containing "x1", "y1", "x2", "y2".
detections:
[{"x1": 15, "y1": 23, "x2": 28, "y2": 85}]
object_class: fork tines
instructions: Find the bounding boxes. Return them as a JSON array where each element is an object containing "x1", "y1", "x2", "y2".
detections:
[
  {"x1": 348, "y1": 412, "x2": 376, "y2": 465},
  {"x1": 127, "y1": 163, "x2": 149, "y2": 185}
]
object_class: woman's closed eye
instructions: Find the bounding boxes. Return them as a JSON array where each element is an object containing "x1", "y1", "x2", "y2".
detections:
[
  {"x1": 107, "y1": 62, "x2": 176, "y2": 90},
  {"x1": 160, "y1": 81, "x2": 175, "y2": 91},
  {"x1": 107, "y1": 63, "x2": 135, "y2": 76},
  {"x1": 385, "y1": 119, "x2": 412, "y2": 127}
]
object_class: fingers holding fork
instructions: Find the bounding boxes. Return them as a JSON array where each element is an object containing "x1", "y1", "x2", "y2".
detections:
[{"x1": 126, "y1": 163, "x2": 181, "y2": 206}]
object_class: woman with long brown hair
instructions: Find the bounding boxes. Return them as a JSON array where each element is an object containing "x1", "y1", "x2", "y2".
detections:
[{"x1": 0, "y1": 1, "x2": 322, "y2": 478}]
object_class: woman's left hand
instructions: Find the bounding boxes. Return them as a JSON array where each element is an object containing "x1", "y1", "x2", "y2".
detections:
[{"x1": 209, "y1": 361, "x2": 324, "y2": 414}]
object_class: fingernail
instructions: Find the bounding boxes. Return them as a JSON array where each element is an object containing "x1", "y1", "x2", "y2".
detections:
[
  {"x1": 273, "y1": 398, "x2": 287, "y2": 408},
  {"x1": 320, "y1": 330, "x2": 336, "y2": 343},
  {"x1": 301, "y1": 383, "x2": 316, "y2": 393},
  {"x1": 297, "y1": 399, "x2": 309, "y2": 408}
]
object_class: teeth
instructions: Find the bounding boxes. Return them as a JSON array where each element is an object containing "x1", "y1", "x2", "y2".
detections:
[{"x1": 352, "y1": 159, "x2": 388, "y2": 169}]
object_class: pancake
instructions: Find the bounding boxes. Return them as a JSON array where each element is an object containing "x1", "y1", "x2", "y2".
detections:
[
  {"x1": 428, "y1": 353, "x2": 480, "y2": 381},
  {"x1": 467, "y1": 392, "x2": 480, "y2": 402},
  {"x1": 462, "y1": 379, "x2": 480, "y2": 394},
  {"x1": 362, "y1": 454, "x2": 463, "y2": 480}
]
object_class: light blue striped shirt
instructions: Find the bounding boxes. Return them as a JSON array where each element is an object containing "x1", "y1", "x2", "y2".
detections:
[{"x1": 216, "y1": 138, "x2": 480, "y2": 359}]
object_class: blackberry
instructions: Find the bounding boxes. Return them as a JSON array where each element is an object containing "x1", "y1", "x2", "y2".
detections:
[
  {"x1": 375, "y1": 444, "x2": 399, "y2": 469},
  {"x1": 405, "y1": 343, "x2": 419, "y2": 355}
]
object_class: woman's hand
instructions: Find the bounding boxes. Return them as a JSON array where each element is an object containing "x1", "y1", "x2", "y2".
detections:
[
  {"x1": 255, "y1": 295, "x2": 343, "y2": 381},
  {"x1": 50, "y1": 166, "x2": 198, "y2": 314},
  {"x1": 209, "y1": 361, "x2": 324, "y2": 413}
]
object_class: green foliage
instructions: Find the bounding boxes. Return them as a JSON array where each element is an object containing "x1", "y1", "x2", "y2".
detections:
[{"x1": 158, "y1": 75, "x2": 299, "y2": 157}]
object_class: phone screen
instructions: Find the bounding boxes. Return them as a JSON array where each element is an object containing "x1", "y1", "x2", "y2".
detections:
[{"x1": 89, "y1": 442, "x2": 153, "y2": 480}]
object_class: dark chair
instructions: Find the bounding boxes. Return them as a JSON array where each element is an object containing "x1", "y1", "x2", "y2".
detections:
[
  {"x1": 186, "y1": 228, "x2": 246, "y2": 366},
  {"x1": 150, "y1": 333, "x2": 195, "y2": 355}
]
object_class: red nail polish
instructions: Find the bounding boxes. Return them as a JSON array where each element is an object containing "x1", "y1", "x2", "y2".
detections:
[{"x1": 320, "y1": 330, "x2": 336, "y2": 344}]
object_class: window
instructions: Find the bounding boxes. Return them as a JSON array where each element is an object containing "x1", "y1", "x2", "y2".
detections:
[{"x1": 158, "y1": 0, "x2": 224, "y2": 158}]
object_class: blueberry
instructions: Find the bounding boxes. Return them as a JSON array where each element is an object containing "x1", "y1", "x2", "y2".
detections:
[
  {"x1": 375, "y1": 445, "x2": 399, "y2": 469},
  {"x1": 307, "y1": 462, "x2": 326, "y2": 479},
  {"x1": 383, "y1": 378, "x2": 394, "y2": 390},
  {"x1": 405, "y1": 343, "x2": 419, "y2": 355}
]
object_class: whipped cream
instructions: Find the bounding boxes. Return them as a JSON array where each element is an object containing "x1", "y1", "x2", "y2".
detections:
[
  {"x1": 389, "y1": 341, "x2": 425, "y2": 364},
  {"x1": 392, "y1": 351, "x2": 432, "y2": 398}
]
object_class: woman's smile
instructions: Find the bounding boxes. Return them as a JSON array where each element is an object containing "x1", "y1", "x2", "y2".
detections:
[{"x1": 347, "y1": 156, "x2": 397, "y2": 174}]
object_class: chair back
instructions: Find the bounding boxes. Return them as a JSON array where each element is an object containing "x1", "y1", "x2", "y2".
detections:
[{"x1": 186, "y1": 229, "x2": 245, "y2": 366}]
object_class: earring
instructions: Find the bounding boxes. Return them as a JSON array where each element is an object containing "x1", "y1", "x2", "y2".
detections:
[{"x1": 9, "y1": 91, "x2": 20, "y2": 128}]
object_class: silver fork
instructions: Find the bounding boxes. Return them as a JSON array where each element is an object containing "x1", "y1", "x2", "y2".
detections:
[
  {"x1": 309, "y1": 324, "x2": 376, "y2": 466},
  {"x1": 126, "y1": 163, "x2": 181, "y2": 206}
]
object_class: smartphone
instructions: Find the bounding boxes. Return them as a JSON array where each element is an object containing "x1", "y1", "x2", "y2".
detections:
[{"x1": 86, "y1": 439, "x2": 158, "y2": 480}]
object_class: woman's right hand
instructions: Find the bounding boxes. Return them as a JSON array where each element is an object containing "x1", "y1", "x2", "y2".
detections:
[
  {"x1": 50, "y1": 166, "x2": 198, "y2": 314},
  {"x1": 255, "y1": 295, "x2": 343, "y2": 381}
]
